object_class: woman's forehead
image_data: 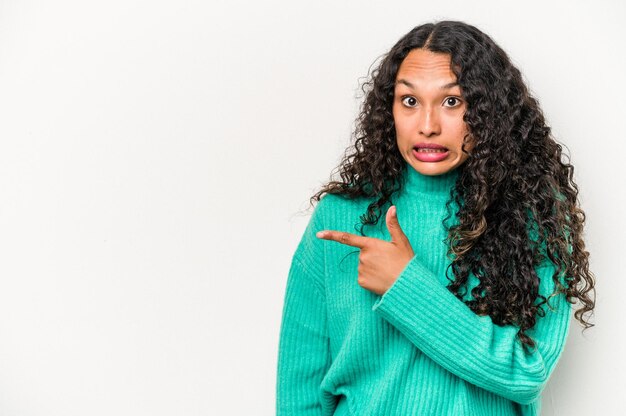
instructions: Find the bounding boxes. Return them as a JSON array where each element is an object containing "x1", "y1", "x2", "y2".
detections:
[
  {"x1": 400, "y1": 49, "x2": 452, "y2": 67},
  {"x1": 396, "y1": 49, "x2": 456, "y2": 82}
]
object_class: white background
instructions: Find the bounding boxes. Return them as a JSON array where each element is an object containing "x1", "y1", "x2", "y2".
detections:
[{"x1": 0, "y1": 0, "x2": 624, "y2": 415}]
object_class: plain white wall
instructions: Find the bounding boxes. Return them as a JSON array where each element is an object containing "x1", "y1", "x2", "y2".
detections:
[{"x1": 0, "y1": 0, "x2": 624, "y2": 414}]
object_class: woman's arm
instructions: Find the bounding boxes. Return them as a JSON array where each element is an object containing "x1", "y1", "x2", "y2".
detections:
[
  {"x1": 276, "y1": 202, "x2": 332, "y2": 415},
  {"x1": 371, "y1": 256, "x2": 572, "y2": 405}
]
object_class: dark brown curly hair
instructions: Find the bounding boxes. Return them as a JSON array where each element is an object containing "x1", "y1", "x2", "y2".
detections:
[{"x1": 309, "y1": 20, "x2": 595, "y2": 350}]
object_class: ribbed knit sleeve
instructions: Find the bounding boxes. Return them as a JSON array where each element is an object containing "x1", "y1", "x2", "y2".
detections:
[
  {"x1": 276, "y1": 200, "x2": 332, "y2": 415},
  {"x1": 371, "y1": 256, "x2": 572, "y2": 406}
]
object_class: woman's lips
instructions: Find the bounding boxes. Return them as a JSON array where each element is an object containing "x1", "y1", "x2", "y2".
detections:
[
  {"x1": 412, "y1": 145, "x2": 450, "y2": 162},
  {"x1": 414, "y1": 142, "x2": 447, "y2": 150}
]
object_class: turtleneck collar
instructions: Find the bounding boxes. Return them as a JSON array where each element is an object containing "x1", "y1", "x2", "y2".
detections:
[{"x1": 400, "y1": 161, "x2": 460, "y2": 198}]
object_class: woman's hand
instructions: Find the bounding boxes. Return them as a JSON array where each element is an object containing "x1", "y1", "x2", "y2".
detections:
[{"x1": 316, "y1": 205, "x2": 414, "y2": 296}]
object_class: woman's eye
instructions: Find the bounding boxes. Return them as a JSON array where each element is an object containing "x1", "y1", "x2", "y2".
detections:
[
  {"x1": 444, "y1": 97, "x2": 462, "y2": 107},
  {"x1": 401, "y1": 96, "x2": 418, "y2": 107}
]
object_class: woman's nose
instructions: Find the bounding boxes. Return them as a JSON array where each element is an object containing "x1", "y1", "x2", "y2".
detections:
[{"x1": 417, "y1": 107, "x2": 441, "y2": 137}]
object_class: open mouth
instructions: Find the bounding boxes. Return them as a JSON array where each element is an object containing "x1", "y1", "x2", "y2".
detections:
[
  {"x1": 412, "y1": 145, "x2": 450, "y2": 162},
  {"x1": 414, "y1": 147, "x2": 448, "y2": 153},
  {"x1": 413, "y1": 145, "x2": 449, "y2": 153}
]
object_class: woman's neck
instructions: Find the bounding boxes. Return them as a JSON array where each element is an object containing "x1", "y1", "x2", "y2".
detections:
[{"x1": 401, "y1": 161, "x2": 460, "y2": 198}]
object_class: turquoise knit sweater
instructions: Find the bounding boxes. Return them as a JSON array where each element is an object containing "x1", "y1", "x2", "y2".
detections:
[{"x1": 276, "y1": 162, "x2": 572, "y2": 416}]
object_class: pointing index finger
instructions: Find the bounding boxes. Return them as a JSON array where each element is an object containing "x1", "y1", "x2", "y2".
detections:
[{"x1": 316, "y1": 230, "x2": 369, "y2": 248}]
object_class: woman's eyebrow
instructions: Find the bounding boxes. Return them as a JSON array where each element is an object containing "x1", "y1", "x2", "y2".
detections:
[{"x1": 395, "y1": 79, "x2": 459, "y2": 90}]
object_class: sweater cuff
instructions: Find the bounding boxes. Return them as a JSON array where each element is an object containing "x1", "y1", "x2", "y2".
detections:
[
  {"x1": 370, "y1": 254, "x2": 479, "y2": 358},
  {"x1": 372, "y1": 255, "x2": 442, "y2": 315}
]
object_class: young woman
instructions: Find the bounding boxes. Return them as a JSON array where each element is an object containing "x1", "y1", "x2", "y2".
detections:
[{"x1": 276, "y1": 20, "x2": 595, "y2": 416}]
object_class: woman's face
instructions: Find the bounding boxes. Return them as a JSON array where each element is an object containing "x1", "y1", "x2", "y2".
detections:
[{"x1": 393, "y1": 48, "x2": 472, "y2": 176}]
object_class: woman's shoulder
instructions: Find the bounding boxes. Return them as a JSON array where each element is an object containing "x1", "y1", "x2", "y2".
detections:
[
  {"x1": 313, "y1": 192, "x2": 374, "y2": 226},
  {"x1": 300, "y1": 192, "x2": 378, "y2": 237},
  {"x1": 292, "y1": 193, "x2": 372, "y2": 268}
]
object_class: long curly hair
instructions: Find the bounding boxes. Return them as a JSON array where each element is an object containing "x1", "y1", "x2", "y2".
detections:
[{"x1": 309, "y1": 20, "x2": 595, "y2": 350}]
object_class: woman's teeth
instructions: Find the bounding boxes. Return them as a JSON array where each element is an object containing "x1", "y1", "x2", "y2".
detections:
[{"x1": 416, "y1": 148, "x2": 447, "y2": 152}]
